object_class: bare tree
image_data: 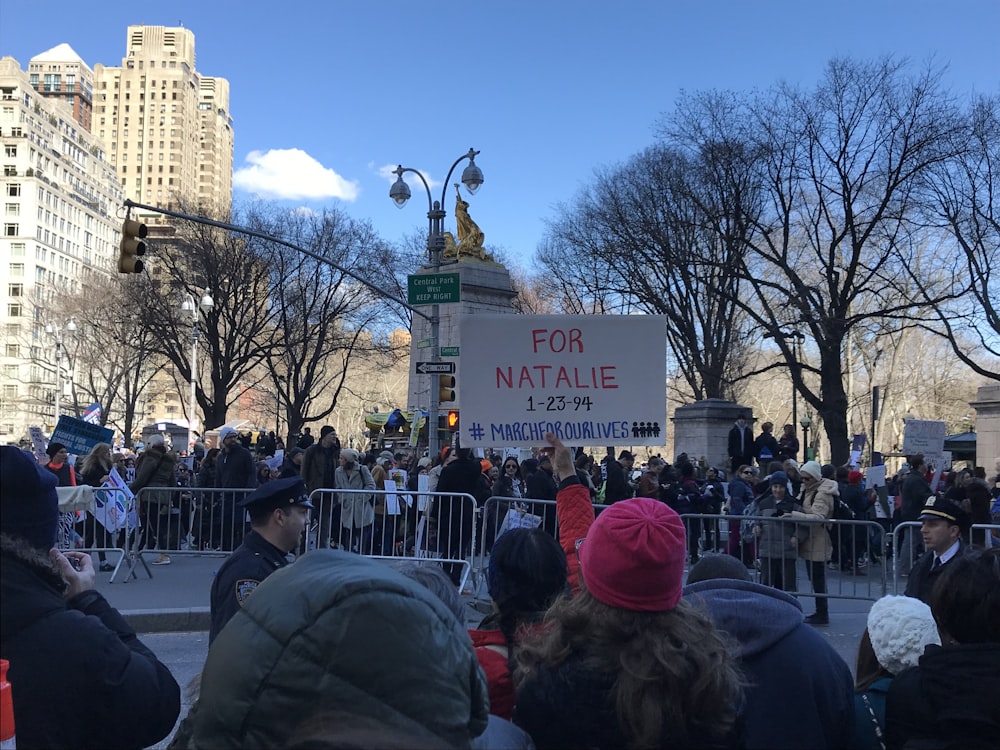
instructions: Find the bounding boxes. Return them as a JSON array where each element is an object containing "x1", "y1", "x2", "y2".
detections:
[
  {"x1": 918, "y1": 94, "x2": 1000, "y2": 379},
  {"x1": 261, "y1": 207, "x2": 403, "y2": 443},
  {"x1": 663, "y1": 58, "x2": 967, "y2": 464},
  {"x1": 539, "y1": 144, "x2": 755, "y2": 400}
]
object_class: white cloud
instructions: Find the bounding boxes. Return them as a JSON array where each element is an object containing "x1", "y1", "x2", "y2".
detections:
[{"x1": 234, "y1": 149, "x2": 360, "y2": 201}]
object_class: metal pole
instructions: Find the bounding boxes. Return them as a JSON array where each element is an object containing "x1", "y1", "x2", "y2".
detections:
[
  {"x1": 54, "y1": 338, "x2": 62, "y2": 425},
  {"x1": 427, "y1": 203, "x2": 443, "y2": 461},
  {"x1": 188, "y1": 316, "x2": 198, "y2": 454}
]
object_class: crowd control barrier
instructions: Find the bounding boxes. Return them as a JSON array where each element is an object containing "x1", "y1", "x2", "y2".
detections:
[{"x1": 55, "y1": 486, "x2": 136, "y2": 583}]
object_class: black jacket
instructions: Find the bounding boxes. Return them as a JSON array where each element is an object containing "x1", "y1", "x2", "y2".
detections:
[
  {"x1": 209, "y1": 529, "x2": 291, "y2": 643},
  {"x1": 900, "y1": 471, "x2": 932, "y2": 521},
  {"x1": 216, "y1": 444, "x2": 256, "y2": 489},
  {"x1": 886, "y1": 642, "x2": 1000, "y2": 750},
  {"x1": 0, "y1": 536, "x2": 179, "y2": 750},
  {"x1": 904, "y1": 541, "x2": 973, "y2": 604}
]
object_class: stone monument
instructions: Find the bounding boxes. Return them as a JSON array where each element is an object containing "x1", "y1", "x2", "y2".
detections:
[
  {"x1": 672, "y1": 398, "x2": 754, "y2": 475},
  {"x1": 971, "y1": 384, "x2": 1000, "y2": 474}
]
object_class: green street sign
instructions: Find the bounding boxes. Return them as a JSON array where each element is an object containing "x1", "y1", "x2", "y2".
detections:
[
  {"x1": 408, "y1": 272, "x2": 461, "y2": 305},
  {"x1": 440, "y1": 346, "x2": 460, "y2": 357},
  {"x1": 416, "y1": 338, "x2": 433, "y2": 349}
]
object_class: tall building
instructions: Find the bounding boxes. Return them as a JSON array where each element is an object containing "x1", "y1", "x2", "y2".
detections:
[
  {"x1": 93, "y1": 25, "x2": 233, "y2": 218},
  {"x1": 0, "y1": 56, "x2": 124, "y2": 441},
  {"x1": 26, "y1": 44, "x2": 94, "y2": 131}
]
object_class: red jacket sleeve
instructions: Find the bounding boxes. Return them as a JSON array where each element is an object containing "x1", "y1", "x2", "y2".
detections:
[{"x1": 556, "y1": 480, "x2": 594, "y2": 594}]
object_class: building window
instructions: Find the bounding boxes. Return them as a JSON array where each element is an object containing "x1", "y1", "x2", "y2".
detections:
[
  {"x1": 5, "y1": 203, "x2": 18, "y2": 216},
  {"x1": 5, "y1": 183, "x2": 19, "y2": 197},
  {"x1": 5, "y1": 344, "x2": 19, "y2": 357},
  {"x1": 7, "y1": 303, "x2": 21, "y2": 317},
  {"x1": 8, "y1": 284, "x2": 23, "y2": 296},
  {"x1": 4, "y1": 145, "x2": 15, "y2": 157},
  {"x1": 3, "y1": 223, "x2": 18, "y2": 236},
  {"x1": 9, "y1": 263, "x2": 23, "y2": 276}
]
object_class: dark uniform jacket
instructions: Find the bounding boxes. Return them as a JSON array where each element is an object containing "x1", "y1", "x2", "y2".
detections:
[
  {"x1": 904, "y1": 540, "x2": 972, "y2": 604},
  {"x1": 1, "y1": 536, "x2": 179, "y2": 750},
  {"x1": 209, "y1": 529, "x2": 290, "y2": 642}
]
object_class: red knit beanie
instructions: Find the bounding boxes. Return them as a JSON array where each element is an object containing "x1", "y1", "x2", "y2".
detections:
[{"x1": 578, "y1": 496, "x2": 686, "y2": 611}]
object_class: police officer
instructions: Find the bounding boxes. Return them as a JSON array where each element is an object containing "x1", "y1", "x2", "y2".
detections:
[
  {"x1": 209, "y1": 476, "x2": 313, "y2": 642},
  {"x1": 904, "y1": 495, "x2": 972, "y2": 604}
]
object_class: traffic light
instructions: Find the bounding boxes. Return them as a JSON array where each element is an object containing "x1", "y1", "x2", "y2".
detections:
[
  {"x1": 119, "y1": 218, "x2": 147, "y2": 273},
  {"x1": 447, "y1": 410, "x2": 460, "y2": 432},
  {"x1": 438, "y1": 374, "x2": 456, "y2": 403}
]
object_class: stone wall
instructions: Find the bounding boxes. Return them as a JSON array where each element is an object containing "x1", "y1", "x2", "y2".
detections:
[{"x1": 971, "y1": 384, "x2": 1000, "y2": 475}]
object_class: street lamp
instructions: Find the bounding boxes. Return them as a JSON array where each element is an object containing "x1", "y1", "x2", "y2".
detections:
[
  {"x1": 181, "y1": 289, "x2": 214, "y2": 453},
  {"x1": 389, "y1": 148, "x2": 484, "y2": 458},
  {"x1": 765, "y1": 329, "x2": 805, "y2": 428},
  {"x1": 45, "y1": 318, "x2": 77, "y2": 426},
  {"x1": 799, "y1": 412, "x2": 812, "y2": 461}
]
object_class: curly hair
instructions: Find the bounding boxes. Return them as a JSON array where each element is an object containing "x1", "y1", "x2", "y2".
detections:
[{"x1": 515, "y1": 588, "x2": 744, "y2": 748}]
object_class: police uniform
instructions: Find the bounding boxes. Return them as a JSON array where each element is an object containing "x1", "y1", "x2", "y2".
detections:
[
  {"x1": 904, "y1": 496, "x2": 971, "y2": 604},
  {"x1": 209, "y1": 478, "x2": 312, "y2": 643}
]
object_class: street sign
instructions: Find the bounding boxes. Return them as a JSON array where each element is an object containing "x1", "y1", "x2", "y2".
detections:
[
  {"x1": 440, "y1": 346, "x2": 460, "y2": 357},
  {"x1": 408, "y1": 272, "x2": 461, "y2": 305},
  {"x1": 415, "y1": 338, "x2": 433, "y2": 349},
  {"x1": 415, "y1": 361, "x2": 456, "y2": 374}
]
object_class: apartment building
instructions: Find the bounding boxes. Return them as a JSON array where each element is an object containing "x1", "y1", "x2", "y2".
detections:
[
  {"x1": 93, "y1": 24, "x2": 233, "y2": 219},
  {"x1": 0, "y1": 55, "x2": 123, "y2": 441}
]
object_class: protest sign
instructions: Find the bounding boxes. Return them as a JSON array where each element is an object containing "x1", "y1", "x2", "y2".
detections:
[
  {"x1": 49, "y1": 415, "x2": 114, "y2": 457},
  {"x1": 458, "y1": 314, "x2": 667, "y2": 447}
]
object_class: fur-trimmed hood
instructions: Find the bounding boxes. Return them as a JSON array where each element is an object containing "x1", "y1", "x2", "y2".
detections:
[{"x1": 1, "y1": 532, "x2": 67, "y2": 642}]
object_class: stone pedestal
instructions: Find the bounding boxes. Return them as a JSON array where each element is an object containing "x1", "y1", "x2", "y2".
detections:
[
  {"x1": 971, "y1": 384, "x2": 1000, "y2": 475},
  {"x1": 672, "y1": 398, "x2": 753, "y2": 476},
  {"x1": 406, "y1": 259, "x2": 517, "y2": 413}
]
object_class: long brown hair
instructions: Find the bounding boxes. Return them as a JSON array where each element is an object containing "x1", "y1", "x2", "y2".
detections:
[
  {"x1": 81, "y1": 442, "x2": 113, "y2": 477},
  {"x1": 515, "y1": 588, "x2": 744, "y2": 749}
]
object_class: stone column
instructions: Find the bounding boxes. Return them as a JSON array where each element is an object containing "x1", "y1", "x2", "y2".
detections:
[
  {"x1": 672, "y1": 399, "x2": 754, "y2": 477},
  {"x1": 971, "y1": 384, "x2": 1000, "y2": 475}
]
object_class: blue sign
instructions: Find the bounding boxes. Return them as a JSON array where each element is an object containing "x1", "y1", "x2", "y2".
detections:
[{"x1": 50, "y1": 415, "x2": 114, "y2": 456}]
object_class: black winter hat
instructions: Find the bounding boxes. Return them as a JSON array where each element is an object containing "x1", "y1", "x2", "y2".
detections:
[{"x1": 1, "y1": 446, "x2": 60, "y2": 551}]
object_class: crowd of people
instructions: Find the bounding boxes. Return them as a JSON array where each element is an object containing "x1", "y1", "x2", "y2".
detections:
[
  {"x1": 3, "y1": 431, "x2": 998, "y2": 749},
  {"x1": 4, "y1": 414, "x2": 1000, "y2": 748}
]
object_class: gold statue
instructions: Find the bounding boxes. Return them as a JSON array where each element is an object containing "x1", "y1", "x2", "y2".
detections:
[{"x1": 445, "y1": 184, "x2": 493, "y2": 262}]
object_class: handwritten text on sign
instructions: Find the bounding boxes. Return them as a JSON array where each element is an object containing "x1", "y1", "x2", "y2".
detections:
[{"x1": 459, "y1": 314, "x2": 667, "y2": 447}]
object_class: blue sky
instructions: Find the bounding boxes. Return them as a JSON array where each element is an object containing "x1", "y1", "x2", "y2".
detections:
[{"x1": 2, "y1": 0, "x2": 998, "y2": 268}]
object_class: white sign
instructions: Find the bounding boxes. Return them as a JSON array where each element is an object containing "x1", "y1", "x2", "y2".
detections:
[
  {"x1": 902, "y1": 419, "x2": 946, "y2": 455},
  {"x1": 458, "y1": 314, "x2": 667, "y2": 447}
]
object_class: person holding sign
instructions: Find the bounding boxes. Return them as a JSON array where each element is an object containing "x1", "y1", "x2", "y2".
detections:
[{"x1": 80, "y1": 442, "x2": 116, "y2": 572}]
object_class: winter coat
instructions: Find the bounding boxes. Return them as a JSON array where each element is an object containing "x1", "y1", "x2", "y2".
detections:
[
  {"x1": 789, "y1": 477, "x2": 837, "y2": 562},
  {"x1": 726, "y1": 476, "x2": 755, "y2": 515},
  {"x1": 900, "y1": 470, "x2": 932, "y2": 522},
  {"x1": 215, "y1": 444, "x2": 256, "y2": 490},
  {"x1": 886, "y1": 643, "x2": 1000, "y2": 750},
  {"x1": 1, "y1": 536, "x2": 179, "y2": 750},
  {"x1": 853, "y1": 677, "x2": 891, "y2": 750},
  {"x1": 301, "y1": 442, "x2": 339, "y2": 493},
  {"x1": 754, "y1": 493, "x2": 801, "y2": 560},
  {"x1": 903, "y1": 540, "x2": 975, "y2": 604},
  {"x1": 469, "y1": 628, "x2": 514, "y2": 720},
  {"x1": 171, "y1": 550, "x2": 489, "y2": 749},
  {"x1": 555, "y1": 479, "x2": 595, "y2": 593},
  {"x1": 683, "y1": 578, "x2": 855, "y2": 750},
  {"x1": 130, "y1": 447, "x2": 177, "y2": 507},
  {"x1": 335, "y1": 464, "x2": 376, "y2": 528}
]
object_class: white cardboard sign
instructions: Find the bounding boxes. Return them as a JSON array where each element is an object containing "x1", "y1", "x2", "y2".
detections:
[{"x1": 458, "y1": 314, "x2": 667, "y2": 447}]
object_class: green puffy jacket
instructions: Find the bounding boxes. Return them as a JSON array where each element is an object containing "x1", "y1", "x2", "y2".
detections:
[{"x1": 174, "y1": 550, "x2": 489, "y2": 748}]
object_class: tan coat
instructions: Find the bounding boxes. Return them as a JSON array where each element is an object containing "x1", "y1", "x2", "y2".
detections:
[{"x1": 789, "y1": 477, "x2": 837, "y2": 561}]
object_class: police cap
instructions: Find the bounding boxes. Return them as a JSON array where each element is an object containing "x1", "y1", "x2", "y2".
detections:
[
  {"x1": 917, "y1": 495, "x2": 970, "y2": 531},
  {"x1": 238, "y1": 477, "x2": 313, "y2": 516}
]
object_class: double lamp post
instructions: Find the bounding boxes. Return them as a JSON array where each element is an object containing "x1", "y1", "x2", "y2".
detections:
[{"x1": 389, "y1": 148, "x2": 484, "y2": 459}]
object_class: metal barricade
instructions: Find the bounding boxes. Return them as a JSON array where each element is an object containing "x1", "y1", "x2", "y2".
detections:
[
  {"x1": 122, "y1": 486, "x2": 257, "y2": 581},
  {"x1": 55, "y1": 486, "x2": 134, "y2": 582},
  {"x1": 474, "y1": 496, "x2": 561, "y2": 598},
  {"x1": 306, "y1": 487, "x2": 480, "y2": 592},
  {"x1": 681, "y1": 513, "x2": 889, "y2": 602}
]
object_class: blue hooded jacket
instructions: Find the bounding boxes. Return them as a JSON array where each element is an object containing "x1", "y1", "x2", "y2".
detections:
[{"x1": 684, "y1": 578, "x2": 855, "y2": 750}]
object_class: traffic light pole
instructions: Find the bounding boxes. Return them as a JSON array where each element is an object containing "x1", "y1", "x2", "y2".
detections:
[{"x1": 121, "y1": 200, "x2": 434, "y2": 325}]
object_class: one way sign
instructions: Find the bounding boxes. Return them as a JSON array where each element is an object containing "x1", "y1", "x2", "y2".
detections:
[{"x1": 415, "y1": 361, "x2": 456, "y2": 374}]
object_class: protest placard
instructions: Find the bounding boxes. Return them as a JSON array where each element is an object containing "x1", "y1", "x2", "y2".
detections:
[
  {"x1": 49, "y1": 415, "x2": 114, "y2": 457},
  {"x1": 458, "y1": 314, "x2": 667, "y2": 447}
]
